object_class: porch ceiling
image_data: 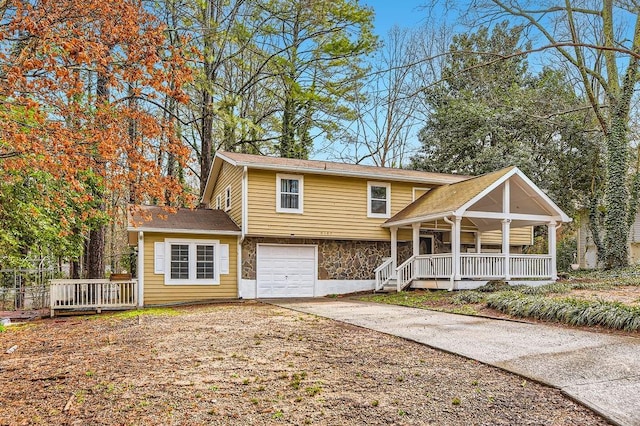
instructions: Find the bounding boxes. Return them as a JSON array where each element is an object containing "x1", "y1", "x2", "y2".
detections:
[{"x1": 383, "y1": 167, "x2": 570, "y2": 228}]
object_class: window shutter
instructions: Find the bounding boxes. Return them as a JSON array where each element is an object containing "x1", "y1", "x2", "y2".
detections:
[
  {"x1": 220, "y1": 244, "x2": 229, "y2": 274},
  {"x1": 154, "y1": 242, "x2": 165, "y2": 274}
]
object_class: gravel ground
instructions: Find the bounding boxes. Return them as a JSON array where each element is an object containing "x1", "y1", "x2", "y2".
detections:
[{"x1": 0, "y1": 302, "x2": 609, "y2": 425}]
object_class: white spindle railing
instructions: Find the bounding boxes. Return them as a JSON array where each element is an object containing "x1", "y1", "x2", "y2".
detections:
[
  {"x1": 374, "y1": 257, "x2": 394, "y2": 291},
  {"x1": 460, "y1": 254, "x2": 505, "y2": 278},
  {"x1": 396, "y1": 255, "x2": 417, "y2": 292},
  {"x1": 376, "y1": 253, "x2": 553, "y2": 291},
  {"x1": 50, "y1": 279, "x2": 137, "y2": 315},
  {"x1": 414, "y1": 254, "x2": 453, "y2": 278},
  {"x1": 510, "y1": 255, "x2": 552, "y2": 278}
]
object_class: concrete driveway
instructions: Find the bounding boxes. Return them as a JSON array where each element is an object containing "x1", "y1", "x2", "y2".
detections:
[{"x1": 268, "y1": 298, "x2": 640, "y2": 426}]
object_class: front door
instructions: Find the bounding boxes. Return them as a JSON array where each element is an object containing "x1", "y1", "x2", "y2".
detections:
[{"x1": 419, "y1": 236, "x2": 434, "y2": 255}]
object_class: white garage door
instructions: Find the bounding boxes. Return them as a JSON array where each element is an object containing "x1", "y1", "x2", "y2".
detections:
[{"x1": 257, "y1": 245, "x2": 316, "y2": 298}]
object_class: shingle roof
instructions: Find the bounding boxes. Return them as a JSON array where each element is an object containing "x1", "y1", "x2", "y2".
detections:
[
  {"x1": 217, "y1": 151, "x2": 469, "y2": 184},
  {"x1": 385, "y1": 166, "x2": 516, "y2": 225},
  {"x1": 128, "y1": 205, "x2": 240, "y2": 233}
]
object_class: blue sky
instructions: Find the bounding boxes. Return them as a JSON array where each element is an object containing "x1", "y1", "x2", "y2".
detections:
[{"x1": 362, "y1": 0, "x2": 427, "y2": 35}]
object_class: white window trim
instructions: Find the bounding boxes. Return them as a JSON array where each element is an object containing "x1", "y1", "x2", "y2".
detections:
[
  {"x1": 215, "y1": 194, "x2": 222, "y2": 210},
  {"x1": 164, "y1": 238, "x2": 220, "y2": 285},
  {"x1": 224, "y1": 185, "x2": 231, "y2": 211},
  {"x1": 276, "y1": 173, "x2": 304, "y2": 214},
  {"x1": 367, "y1": 181, "x2": 391, "y2": 219}
]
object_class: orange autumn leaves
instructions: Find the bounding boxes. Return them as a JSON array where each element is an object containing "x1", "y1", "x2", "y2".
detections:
[{"x1": 0, "y1": 0, "x2": 195, "y2": 213}]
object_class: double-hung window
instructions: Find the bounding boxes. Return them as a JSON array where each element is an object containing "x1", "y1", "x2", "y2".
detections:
[
  {"x1": 162, "y1": 239, "x2": 220, "y2": 285},
  {"x1": 276, "y1": 174, "x2": 303, "y2": 213},
  {"x1": 367, "y1": 182, "x2": 391, "y2": 218}
]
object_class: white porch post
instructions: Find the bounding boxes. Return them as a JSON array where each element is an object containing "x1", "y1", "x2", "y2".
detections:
[
  {"x1": 548, "y1": 221, "x2": 558, "y2": 280},
  {"x1": 453, "y1": 216, "x2": 461, "y2": 281},
  {"x1": 475, "y1": 232, "x2": 481, "y2": 253},
  {"x1": 502, "y1": 219, "x2": 511, "y2": 280},
  {"x1": 390, "y1": 226, "x2": 398, "y2": 277},
  {"x1": 137, "y1": 231, "x2": 144, "y2": 308},
  {"x1": 502, "y1": 179, "x2": 511, "y2": 281},
  {"x1": 412, "y1": 223, "x2": 421, "y2": 257}
]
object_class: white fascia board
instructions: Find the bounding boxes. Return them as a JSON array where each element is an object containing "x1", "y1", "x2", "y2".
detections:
[
  {"x1": 126, "y1": 227, "x2": 241, "y2": 236},
  {"x1": 234, "y1": 163, "x2": 465, "y2": 185},
  {"x1": 381, "y1": 212, "x2": 454, "y2": 228}
]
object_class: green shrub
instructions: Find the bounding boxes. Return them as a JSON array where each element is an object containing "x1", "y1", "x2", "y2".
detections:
[
  {"x1": 452, "y1": 291, "x2": 484, "y2": 304},
  {"x1": 475, "y1": 281, "x2": 511, "y2": 293},
  {"x1": 556, "y1": 236, "x2": 577, "y2": 272},
  {"x1": 486, "y1": 292, "x2": 640, "y2": 331}
]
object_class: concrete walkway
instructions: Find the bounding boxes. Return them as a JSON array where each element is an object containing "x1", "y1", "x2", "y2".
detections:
[{"x1": 268, "y1": 298, "x2": 640, "y2": 426}]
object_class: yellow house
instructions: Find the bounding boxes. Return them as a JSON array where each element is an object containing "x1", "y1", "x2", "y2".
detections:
[{"x1": 125, "y1": 151, "x2": 570, "y2": 305}]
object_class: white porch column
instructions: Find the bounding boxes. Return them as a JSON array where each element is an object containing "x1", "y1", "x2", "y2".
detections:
[
  {"x1": 137, "y1": 231, "x2": 144, "y2": 308},
  {"x1": 502, "y1": 178, "x2": 511, "y2": 281},
  {"x1": 412, "y1": 223, "x2": 421, "y2": 257},
  {"x1": 453, "y1": 216, "x2": 462, "y2": 281},
  {"x1": 390, "y1": 226, "x2": 398, "y2": 277},
  {"x1": 548, "y1": 221, "x2": 558, "y2": 280},
  {"x1": 475, "y1": 232, "x2": 481, "y2": 253},
  {"x1": 502, "y1": 219, "x2": 511, "y2": 280}
]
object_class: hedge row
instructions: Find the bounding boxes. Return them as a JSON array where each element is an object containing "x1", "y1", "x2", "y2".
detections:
[{"x1": 486, "y1": 292, "x2": 640, "y2": 331}]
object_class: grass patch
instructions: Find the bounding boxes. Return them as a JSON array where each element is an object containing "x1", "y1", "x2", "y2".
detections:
[
  {"x1": 486, "y1": 292, "x2": 640, "y2": 331},
  {"x1": 109, "y1": 307, "x2": 180, "y2": 319},
  {"x1": 0, "y1": 324, "x2": 5, "y2": 333}
]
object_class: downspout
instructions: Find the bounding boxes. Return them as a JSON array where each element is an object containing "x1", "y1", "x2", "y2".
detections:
[
  {"x1": 237, "y1": 166, "x2": 248, "y2": 299},
  {"x1": 137, "y1": 231, "x2": 144, "y2": 307},
  {"x1": 442, "y1": 217, "x2": 455, "y2": 291}
]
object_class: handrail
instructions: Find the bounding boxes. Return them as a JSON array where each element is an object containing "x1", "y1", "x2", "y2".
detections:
[
  {"x1": 374, "y1": 257, "x2": 394, "y2": 291},
  {"x1": 396, "y1": 255, "x2": 417, "y2": 292}
]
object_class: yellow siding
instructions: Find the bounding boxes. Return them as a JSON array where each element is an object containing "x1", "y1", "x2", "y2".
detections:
[
  {"x1": 441, "y1": 227, "x2": 532, "y2": 245},
  {"x1": 209, "y1": 162, "x2": 243, "y2": 227},
  {"x1": 247, "y1": 169, "x2": 424, "y2": 240},
  {"x1": 481, "y1": 228, "x2": 533, "y2": 245},
  {"x1": 143, "y1": 233, "x2": 237, "y2": 305}
]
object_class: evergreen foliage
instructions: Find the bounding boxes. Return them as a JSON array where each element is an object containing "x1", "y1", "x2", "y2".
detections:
[{"x1": 411, "y1": 22, "x2": 604, "y2": 216}]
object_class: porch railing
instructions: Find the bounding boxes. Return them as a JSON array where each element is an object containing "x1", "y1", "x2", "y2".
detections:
[
  {"x1": 396, "y1": 256, "x2": 417, "y2": 291},
  {"x1": 510, "y1": 255, "x2": 552, "y2": 278},
  {"x1": 415, "y1": 254, "x2": 453, "y2": 278},
  {"x1": 374, "y1": 257, "x2": 394, "y2": 291},
  {"x1": 460, "y1": 254, "x2": 505, "y2": 278},
  {"x1": 374, "y1": 253, "x2": 554, "y2": 291},
  {"x1": 50, "y1": 279, "x2": 138, "y2": 316}
]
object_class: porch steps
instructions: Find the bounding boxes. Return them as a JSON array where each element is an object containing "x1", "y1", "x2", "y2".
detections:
[{"x1": 377, "y1": 279, "x2": 398, "y2": 293}]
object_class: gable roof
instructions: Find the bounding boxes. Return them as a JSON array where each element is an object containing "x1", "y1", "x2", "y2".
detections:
[
  {"x1": 127, "y1": 205, "x2": 240, "y2": 235},
  {"x1": 202, "y1": 151, "x2": 469, "y2": 203},
  {"x1": 383, "y1": 166, "x2": 571, "y2": 227}
]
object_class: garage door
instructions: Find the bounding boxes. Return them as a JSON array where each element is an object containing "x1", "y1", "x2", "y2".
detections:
[{"x1": 257, "y1": 245, "x2": 316, "y2": 298}]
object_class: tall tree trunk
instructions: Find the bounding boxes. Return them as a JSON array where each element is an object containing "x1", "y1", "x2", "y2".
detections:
[
  {"x1": 86, "y1": 70, "x2": 109, "y2": 279},
  {"x1": 199, "y1": 0, "x2": 216, "y2": 196},
  {"x1": 604, "y1": 115, "x2": 630, "y2": 268}
]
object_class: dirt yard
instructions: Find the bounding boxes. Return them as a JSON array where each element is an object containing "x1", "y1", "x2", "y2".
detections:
[{"x1": 0, "y1": 302, "x2": 608, "y2": 425}]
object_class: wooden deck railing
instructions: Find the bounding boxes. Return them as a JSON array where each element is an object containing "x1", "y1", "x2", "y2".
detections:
[{"x1": 50, "y1": 279, "x2": 137, "y2": 316}]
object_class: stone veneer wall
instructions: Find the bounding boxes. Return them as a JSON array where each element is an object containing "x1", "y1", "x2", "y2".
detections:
[{"x1": 242, "y1": 237, "x2": 412, "y2": 280}]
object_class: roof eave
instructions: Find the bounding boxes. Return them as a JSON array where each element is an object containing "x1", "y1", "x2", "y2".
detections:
[
  {"x1": 382, "y1": 212, "x2": 455, "y2": 228},
  {"x1": 127, "y1": 227, "x2": 241, "y2": 236},
  {"x1": 234, "y1": 163, "x2": 466, "y2": 185}
]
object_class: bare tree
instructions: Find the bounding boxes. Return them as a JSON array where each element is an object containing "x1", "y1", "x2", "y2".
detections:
[{"x1": 332, "y1": 24, "x2": 450, "y2": 167}]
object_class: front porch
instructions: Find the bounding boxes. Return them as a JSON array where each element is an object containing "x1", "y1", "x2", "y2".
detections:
[{"x1": 375, "y1": 166, "x2": 570, "y2": 292}]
